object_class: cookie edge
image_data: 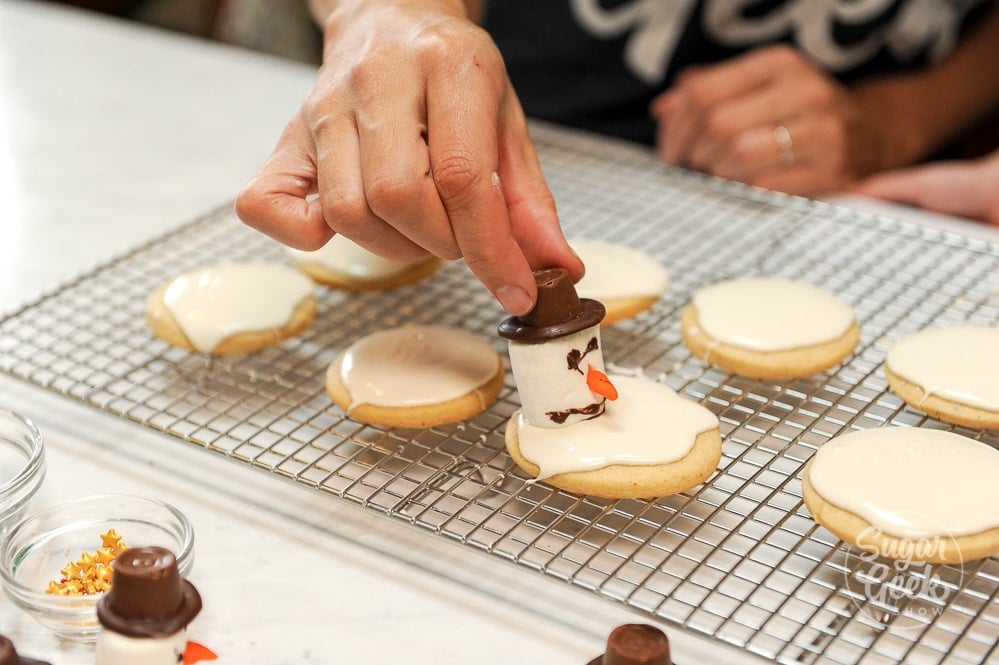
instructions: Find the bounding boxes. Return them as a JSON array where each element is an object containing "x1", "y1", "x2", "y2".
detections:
[
  {"x1": 801, "y1": 458, "x2": 999, "y2": 564},
  {"x1": 504, "y1": 414, "x2": 721, "y2": 500}
]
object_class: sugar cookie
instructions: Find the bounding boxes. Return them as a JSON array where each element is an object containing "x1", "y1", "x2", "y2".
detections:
[
  {"x1": 680, "y1": 277, "x2": 860, "y2": 379},
  {"x1": 884, "y1": 325, "x2": 999, "y2": 429},
  {"x1": 499, "y1": 269, "x2": 720, "y2": 499},
  {"x1": 286, "y1": 236, "x2": 440, "y2": 290},
  {"x1": 326, "y1": 325, "x2": 504, "y2": 429},
  {"x1": 570, "y1": 238, "x2": 670, "y2": 325},
  {"x1": 146, "y1": 262, "x2": 316, "y2": 354},
  {"x1": 802, "y1": 427, "x2": 999, "y2": 564}
]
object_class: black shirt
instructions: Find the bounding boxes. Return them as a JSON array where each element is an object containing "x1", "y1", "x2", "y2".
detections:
[{"x1": 484, "y1": 0, "x2": 991, "y2": 145}]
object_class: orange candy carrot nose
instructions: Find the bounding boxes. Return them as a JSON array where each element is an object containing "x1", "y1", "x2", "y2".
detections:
[
  {"x1": 184, "y1": 641, "x2": 218, "y2": 664},
  {"x1": 587, "y1": 366, "x2": 618, "y2": 401}
]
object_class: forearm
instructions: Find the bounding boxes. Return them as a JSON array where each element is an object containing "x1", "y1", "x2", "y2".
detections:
[{"x1": 854, "y1": 5, "x2": 999, "y2": 169}]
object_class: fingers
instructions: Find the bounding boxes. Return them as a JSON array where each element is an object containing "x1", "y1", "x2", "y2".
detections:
[
  {"x1": 852, "y1": 160, "x2": 999, "y2": 222},
  {"x1": 235, "y1": 115, "x2": 331, "y2": 251},
  {"x1": 497, "y1": 87, "x2": 584, "y2": 282},
  {"x1": 352, "y1": 54, "x2": 461, "y2": 260},
  {"x1": 240, "y1": 13, "x2": 574, "y2": 316},
  {"x1": 652, "y1": 45, "x2": 861, "y2": 195},
  {"x1": 655, "y1": 46, "x2": 794, "y2": 165},
  {"x1": 426, "y1": 45, "x2": 540, "y2": 315}
]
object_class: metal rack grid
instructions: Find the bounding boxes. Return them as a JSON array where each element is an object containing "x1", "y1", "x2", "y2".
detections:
[{"x1": 1, "y1": 125, "x2": 997, "y2": 664}]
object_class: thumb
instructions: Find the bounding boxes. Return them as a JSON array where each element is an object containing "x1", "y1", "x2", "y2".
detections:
[{"x1": 498, "y1": 91, "x2": 584, "y2": 281}]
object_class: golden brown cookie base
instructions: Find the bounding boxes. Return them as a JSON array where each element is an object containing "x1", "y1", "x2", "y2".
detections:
[
  {"x1": 600, "y1": 296, "x2": 660, "y2": 326},
  {"x1": 679, "y1": 305, "x2": 860, "y2": 380},
  {"x1": 884, "y1": 366, "x2": 999, "y2": 430},
  {"x1": 326, "y1": 354, "x2": 505, "y2": 429},
  {"x1": 505, "y1": 416, "x2": 722, "y2": 499},
  {"x1": 292, "y1": 256, "x2": 441, "y2": 291},
  {"x1": 802, "y1": 459, "x2": 999, "y2": 564},
  {"x1": 145, "y1": 283, "x2": 317, "y2": 355}
]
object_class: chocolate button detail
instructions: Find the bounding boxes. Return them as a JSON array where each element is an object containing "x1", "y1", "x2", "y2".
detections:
[
  {"x1": 587, "y1": 624, "x2": 671, "y2": 665},
  {"x1": 498, "y1": 268, "x2": 605, "y2": 343},
  {"x1": 97, "y1": 546, "x2": 202, "y2": 638}
]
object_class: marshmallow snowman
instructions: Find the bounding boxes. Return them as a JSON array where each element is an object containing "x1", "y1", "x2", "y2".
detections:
[
  {"x1": 95, "y1": 547, "x2": 215, "y2": 665},
  {"x1": 499, "y1": 268, "x2": 617, "y2": 427}
]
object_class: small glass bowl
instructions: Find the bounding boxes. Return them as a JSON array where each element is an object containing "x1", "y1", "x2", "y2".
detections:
[
  {"x1": 0, "y1": 408, "x2": 46, "y2": 530},
  {"x1": 0, "y1": 494, "x2": 195, "y2": 642}
]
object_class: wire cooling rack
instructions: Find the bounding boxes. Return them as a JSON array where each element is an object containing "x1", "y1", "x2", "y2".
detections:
[{"x1": 1, "y1": 125, "x2": 997, "y2": 664}]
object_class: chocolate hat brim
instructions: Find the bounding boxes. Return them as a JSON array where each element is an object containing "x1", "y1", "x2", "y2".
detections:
[
  {"x1": 498, "y1": 298, "x2": 605, "y2": 343},
  {"x1": 97, "y1": 579, "x2": 202, "y2": 638}
]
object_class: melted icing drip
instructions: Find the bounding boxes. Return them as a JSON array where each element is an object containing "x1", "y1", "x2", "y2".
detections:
[
  {"x1": 570, "y1": 238, "x2": 670, "y2": 300},
  {"x1": 693, "y1": 277, "x2": 854, "y2": 351},
  {"x1": 809, "y1": 427, "x2": 999, "y2": 538},
  {"x1": 887, "y1": 325, "x2": 999, "y2": 412},
  {"x1": 339, "y1": 325, "x2": 499, "y2": 409},
  {"x1": 162, "y1": 262, "x2": 313, "y2": 353},
  {"x1": 516, "y1": 375, "x2": 719, "y2": 479}
]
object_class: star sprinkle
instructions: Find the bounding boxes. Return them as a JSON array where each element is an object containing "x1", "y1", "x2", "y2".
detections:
[{"x1": 45, "y1": 529, "x2": 129, "y2": 596}]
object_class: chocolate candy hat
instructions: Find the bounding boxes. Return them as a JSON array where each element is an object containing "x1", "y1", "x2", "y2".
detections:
[
  {"x1": 97, "y1": 546, "x2": 202, "y2": 638},
  {"x1": 0, "y1": 636, "x2": 50, "y2": 665},
  {"x1": 586, "y1": 624, "x2": 671, "y2": 665},
  {"x1": 498, "y1": 268, "x2": 605, "y2": 343}
]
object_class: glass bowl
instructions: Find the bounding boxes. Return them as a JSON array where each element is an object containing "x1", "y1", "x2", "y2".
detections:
[
  {"x1": 0, "y1": 494, "x2": 195, "y2": 642},
  {"x1": 0, "y1": 408, "x2": 46, "y2": 530}
]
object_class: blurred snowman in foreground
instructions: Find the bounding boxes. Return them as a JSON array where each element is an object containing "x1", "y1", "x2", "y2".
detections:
[{"x1": 96, "y1": 546, "x2": 216, "y2": 665}]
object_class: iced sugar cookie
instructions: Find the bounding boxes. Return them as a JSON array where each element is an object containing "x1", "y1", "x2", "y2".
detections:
[
  {"x1": 570, "y1": 238, "x2": 670, "y2": 325},
  {"x1": 287, "y1": 235, "x2": 440, "y2": 290},
  {"x1": 326, "y1": 325, "x2": 504, "y2": 429},
  {"x1": 802, "y1": 427, "x2": 999, "y2": 564},
  {"x1": 884, "y1": 325, "x2": 999, "y2": 429},
  {"x1": 499, "y1": 269, "x2": 721, "y2": 499},
  {"x1": 146, "y1": 262, "x2": 316, "y2": 355},
  {"x1": 680, "y1": 277, "x2": 860, "y2": 380}
]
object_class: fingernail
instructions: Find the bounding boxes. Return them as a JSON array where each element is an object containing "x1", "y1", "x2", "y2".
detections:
[{"x1": 496, "y1": 285, "x2": 533, "y2": 316}]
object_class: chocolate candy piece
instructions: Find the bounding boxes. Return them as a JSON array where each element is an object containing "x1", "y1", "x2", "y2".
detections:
[
  {"x1": 587, "y1": 624, "x2": 671, "y2": 665},
  {"x1": 0, "y1": 635, "x2": 51, "y2": 665},
  {"x1": 498, "y1": 268, "x2": 605, "y2": 343},
  {"x1": 97, "y1": 546, "x2": 202, "y2": 638}
]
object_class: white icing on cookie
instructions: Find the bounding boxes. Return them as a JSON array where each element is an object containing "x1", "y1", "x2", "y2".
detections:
[
  {"x1": 515, "y1": 375, "x2": 719, "y2": 479},
  {"x1": 570, "y1": 238, "x2": 670, "y2": 300},
  {"x1": 508, "y1": 326, "x2": 606, "y2": 429},
  {"x1": 287, "y1": 235, "x2": 431, "y2": 282},
  {"x1": 692, "y1": 277, "x2": 854, "y2": 351},
  {"x1": 163, "y1": 262, "x2": 314, "y2": 353},
  {"x1": 339, "y1": 326, "x2": 499, "y2": 410},
  {"x1": 808, "y1": 427, "x2": 999, "y2": 539},
  {"x1": 886, "y1": 325, "x2": 999, "y2": 412}
]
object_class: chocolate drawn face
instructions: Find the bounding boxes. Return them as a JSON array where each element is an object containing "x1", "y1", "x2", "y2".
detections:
[
  {"x1": 546, "y1": 336, "x2": 607, "y2": 424},
  {"x1": 567, "y1": 337, "x2": 600, "y2": 374}
]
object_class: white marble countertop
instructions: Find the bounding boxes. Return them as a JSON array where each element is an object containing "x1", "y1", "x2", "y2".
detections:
[{"x1": 0, "y1": 2, "x2": 995, "y2": 664}]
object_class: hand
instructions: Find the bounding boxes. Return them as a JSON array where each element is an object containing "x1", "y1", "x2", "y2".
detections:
[
  {"x1": 852, "y1": 150, "x2": 999, "y2": 226},
  {"x1": 235, "y1": 0, "x2": 582, "y2": 315},
  {"x1": 650, "y1": 45, "x2": 884, "y2": 195}
]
